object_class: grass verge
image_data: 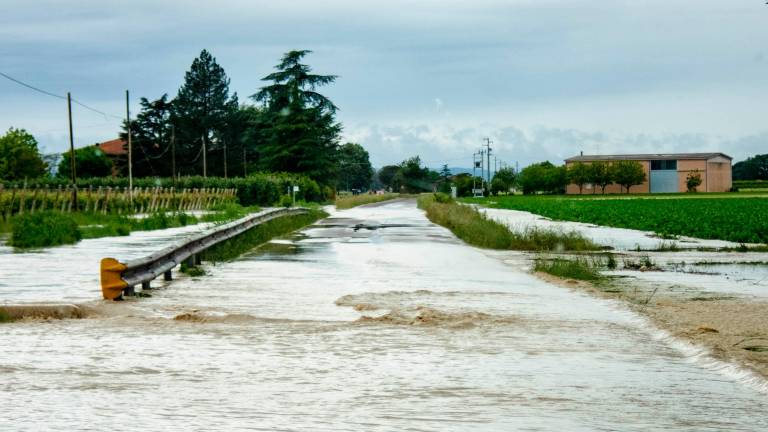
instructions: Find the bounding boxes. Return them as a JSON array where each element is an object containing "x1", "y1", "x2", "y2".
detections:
[
  {"x1": 335, "y1": 193, "x2": 401, "y2": 209},
  {"x1": 204, "y1": 209, "x2": 327, "y2": 262},
  {"x1": 418, "y1": 193, "x2": 601, "y2": 251},
  {"x1": 533, "y1": 257, "x2": 604, "y2": 281},
  {"x1": 10, "y1": 211, "x2": 82, "y2": 248}
]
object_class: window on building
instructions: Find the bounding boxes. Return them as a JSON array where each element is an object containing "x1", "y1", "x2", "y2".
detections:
[{"x1": 651, "y1": 160, "x2": 677, "y2": 170}]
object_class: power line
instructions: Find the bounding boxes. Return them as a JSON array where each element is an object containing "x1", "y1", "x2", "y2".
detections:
[{"x1": 0, "y1": 70, "x2": 123, "y2": 121}]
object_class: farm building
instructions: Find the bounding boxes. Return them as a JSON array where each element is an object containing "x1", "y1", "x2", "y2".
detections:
[{"x1": 564, "y1": 152, "x2": 732, "y2": 194}]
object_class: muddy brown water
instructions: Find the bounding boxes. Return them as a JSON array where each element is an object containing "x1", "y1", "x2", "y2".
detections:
[{"x1": 1, "y1": 200, "x2": 767, "y2": 431}]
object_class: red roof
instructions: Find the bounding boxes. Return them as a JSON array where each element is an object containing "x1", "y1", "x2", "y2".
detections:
[{"x1": 98, "y1": 138, "x2": 127, "y2": 156}]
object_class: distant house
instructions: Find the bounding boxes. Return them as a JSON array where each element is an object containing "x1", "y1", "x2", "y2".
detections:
[
  {"x1": 564, "y1": 153, "x2": 732, "y2": 194},
  {"x1": 97, "y1": 138, "x2": 127, "y2": 177}
]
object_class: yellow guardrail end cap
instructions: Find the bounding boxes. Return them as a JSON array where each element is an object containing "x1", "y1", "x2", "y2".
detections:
[{"x1": 100, "y1": 258, "x2": 128, "y2": 300}]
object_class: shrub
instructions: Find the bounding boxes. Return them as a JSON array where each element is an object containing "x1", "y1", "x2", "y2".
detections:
[{"x1": 10, "y1": 211, "x2": 81, "y2": 248}]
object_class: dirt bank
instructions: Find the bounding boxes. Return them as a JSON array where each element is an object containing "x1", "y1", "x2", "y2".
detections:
[{"x1": 535, "y1": 272, "x2": 768, "y2": 379}]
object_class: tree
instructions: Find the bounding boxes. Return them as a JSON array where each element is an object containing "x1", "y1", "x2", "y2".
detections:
[
  {"x1": 58, "y1": 145, "x2": 113, "y2": 179},
  {"x1": 686, "y1": 170, "x2": 703, "y2": 192},
  {"x1": 394, "y1": 156, "x2": 433, "y2": 192},
  {"x1": 733, "y1": 154, "x2": 768, "y2": 180},
  {"x1": 518, "y1": 161, "x2": 567, "y2": 194},
  {"x1": 611, "y1": 160, "x2": 646, "y2": 193},
  {"x1": 567, "y1": 162, "x2": 591, "y2": 194},
  {"x1": 0, "y1": 128, "x2": 47, "y2": 180},
  {"x1": 453, "y1": 173, "x2": 484, "y2": 197},
  {"x1": 589, "y1": 161, "x2": 613, "y2": 194},
  {"x1": 337, "y1": 142, "x2": 373, "y2": 191},
  {"x1": 491, "y1": 167, "x2": 516, "y2": 195},
  {"x1": 172, "y1": 49, "x2": 238, "y2": 176},
  {"x1": 121, "y1": 94, "x2": 173, "y2": 177},
  {"x1": 253, "y1": 50, "x2": 341, "y2": 183},
  {"x1": 377, "y1": 165, "x2": 400, "y2": 191}
]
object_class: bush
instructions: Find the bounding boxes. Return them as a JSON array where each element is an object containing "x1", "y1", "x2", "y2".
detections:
[{"x1": 10, "y1": 211, "x2": 81, "y2": 248}]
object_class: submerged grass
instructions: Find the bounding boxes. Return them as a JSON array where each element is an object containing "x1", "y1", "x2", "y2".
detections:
[
  {"x1": 0, "y1": 309, "x2": 13, "y2": 323},
  {"x1": 204, "y1": 209, "x2": 327, "y2": 262},
  {"x1": 335, "y1": 193, "x2": 401, "y2": 209},
  {"x1": 533, "y1": 257, "x2": 604, "y2": 281},
  {"x1": 417, "y1": 194, "x2": 601, "y2": 251}
]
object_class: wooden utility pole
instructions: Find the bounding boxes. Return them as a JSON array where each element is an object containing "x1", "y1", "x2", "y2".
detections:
[
  {"x1": 171, "y1": 125, "x2": 176, "y2": 185},
  {"x1": 223, "y1": 137, "x2": 228, "y2": 179},
  {"x1": 126, "y1": 90, "x2": 133, "y2": 203},
  {"x1": 484, "y1": 138, "x2": 493, "y2": 188},
  {"x1": 67, "y1": 92, "x2": 77, "y2": 210},
  {"x1": 202, "y1": 133, "x2": 207, "y2": 178}
]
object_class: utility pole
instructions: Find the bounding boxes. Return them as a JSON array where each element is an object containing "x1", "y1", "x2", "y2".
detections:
[
  {"x1": 202, "y1": 132, "x2": 207, "y2": 178},
  {"x1": 126, "y1": 90, "x2": 133, "y2": 204},
  {"x1": 484, "y1": 138, "x2": 493, "y2": 188},
  {"x1": 171, "y1": 125, "x2": 176, "y2": 185},
  {"x1": 223, "y1": 137, "x2": 228, "y2": 179},
  {"x1": 67, "y1": 92, "x2": 77, "y2": 210}
]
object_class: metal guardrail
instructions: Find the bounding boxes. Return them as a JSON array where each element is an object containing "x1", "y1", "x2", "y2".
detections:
[{"x1": 100, "y1": 207, "x2": 309, "y2": 300}]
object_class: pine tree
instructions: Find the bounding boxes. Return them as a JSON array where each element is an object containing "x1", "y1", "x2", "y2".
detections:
[
  {"x1": 172, "y1": 49, "x2": 238, "y2": 176},
  {"x1": 252, "y1": 50, "x2": 341, "y2": 183}
]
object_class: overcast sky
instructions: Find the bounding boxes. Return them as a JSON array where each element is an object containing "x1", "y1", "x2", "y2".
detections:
[{"x1": 2, "y1": 0, "x2": 767, "y2": 168}]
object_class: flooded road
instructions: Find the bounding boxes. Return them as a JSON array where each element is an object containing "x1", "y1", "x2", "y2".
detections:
[{"x1": 2, "y1": 200, "x2": 768, "y2": 431}]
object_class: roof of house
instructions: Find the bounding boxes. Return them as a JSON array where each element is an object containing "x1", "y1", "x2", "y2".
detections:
[
  {"x1": 565, "y1": 152, "x2": 732, "y2": 162},
  {"x1": 97, "y1": 138, "x2": 127, "y2": 156}
]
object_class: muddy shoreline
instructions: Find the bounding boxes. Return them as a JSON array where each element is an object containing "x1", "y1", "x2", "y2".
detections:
[{"x1": 535, "y1": 272, "x2": 768, "y2": 380}]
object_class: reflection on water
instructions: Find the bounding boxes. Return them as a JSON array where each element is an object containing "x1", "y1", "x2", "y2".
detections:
[{"x1": 1, "y1": 200, "x2": 768, "y2": 431}]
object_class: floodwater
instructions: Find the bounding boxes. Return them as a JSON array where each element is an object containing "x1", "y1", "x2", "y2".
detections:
[
  {"x1": 481, "y1": 207, "x2": 740, "y2": 251},
  {"x1": 2, "y1": 199, "x2": 768, "y2": 431}
]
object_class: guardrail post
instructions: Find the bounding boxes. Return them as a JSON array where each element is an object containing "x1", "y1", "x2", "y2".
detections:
[
  {"x1": 142, "y1": 281, "x2": 151, "y2": 290},
  {"x1": 185, "y1": 255, "x2": 195, "y2": 267},
  {"x1": 124, "y1": 285, "x2": 135, "y2": 296},
  {"x1": 194, "y1": 254, "x2": 202, "y2": 265},
  {"x1": 164, "y1": 270, "x2": 173, "y2": 281}
]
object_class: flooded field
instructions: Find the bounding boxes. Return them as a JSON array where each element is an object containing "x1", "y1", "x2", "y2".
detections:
[{"x1": 2, "y1": 200, "x2": 768, "y2": 431}]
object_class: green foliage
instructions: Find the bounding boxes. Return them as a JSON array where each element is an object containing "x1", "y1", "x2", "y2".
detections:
[
  {"x1": 252, "y1": 50, "x2": 341, "y2": 184},
  {"x1": 733, "y1": 180, "x2": 768, "y2": 190},
  {"x1": 451, "y1": 173, "x2": 484, "y2": 197},
  {"x1": 58, "y1": 145, "x2": 113, "y2": 179},
  {"x1": 0, "y1": 309, "x2": 12, "y2": 323},
  {"x1": 389, "y1": 156, "x2": 436, "y2": 193},
  {"x1": 686, "y1": 170, "x2": 703, "y2": 192},
  {"x1": 491, "y1": 167, "x2": 516, "y2": 195},
  {"x1": 417, "y1": 194, "x2": 600, "y2": 251},
  {"x1": 611, "y1": 160, "x2": 646, "y2": 193},
  {"x1": 0, "y1": 128, "x2": 47, "y2": 180},
  {"x1": 171, "y1": 49, "x2": 239, "y2": 177},
  {"x1": 120, "y1": 94, "x2": 173, "y2": 177},
  {"x1": 376, "y1": 165, "x2": 400, "y2": 190},
  {"x1": 518, "y1": 161, "x2": 567, "y2": 194},
  {"x1": 337, "y1": 142, "x2": 373, "y2": 191},
  {"x1": 10, "y1": 211, "x2": 81, "y2": 248},
  {"x1": 534, "y1": 257, "x2": 603, "y2": 281},
  {"x1": 470, "y1": 195, "x2": 768, "y2": 244},
  {"x1": 589, "y1": 161, "x2": 613, "y2": 194},
  {"x1": 180, "y1": 262, "x2": 206, "y2": 277},
  {"x1": 567, "y1": 162, "x2": 591, "y2": 193},
  {"x1": 733, "y1": 154, "x2": 768, "y2": 181}
]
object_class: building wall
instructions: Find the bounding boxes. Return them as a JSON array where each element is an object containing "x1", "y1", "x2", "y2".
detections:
[
  {"x1": 706, "y1": 161, "x2": 732, "y2": 192},
  {"x1": 566, "y1": 157, "x2": 732, "y2": 194},
  {"x1": 677, "y1": 159, "x2": 707, "y2": 192},
  {"x1": 565, "y1": 160, "x2": 650, "y2": 194}
]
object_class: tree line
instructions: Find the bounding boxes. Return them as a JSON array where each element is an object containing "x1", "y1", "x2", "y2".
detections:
[{"x1": 0, "y1": 49, "x2": 375, "y2": 193}]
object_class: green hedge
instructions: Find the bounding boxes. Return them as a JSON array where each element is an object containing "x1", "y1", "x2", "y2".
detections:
[
  {"x1": 734, "y1": 180, "x2": 768, "y2": 189},
  {"x1": 1, "y1": 173, "x2": 326, "y2": 206}
]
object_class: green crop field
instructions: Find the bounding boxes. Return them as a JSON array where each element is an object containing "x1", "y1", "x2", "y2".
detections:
[{"x1": 464, "y1": 195, "x2": 768, "y2": 244}]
